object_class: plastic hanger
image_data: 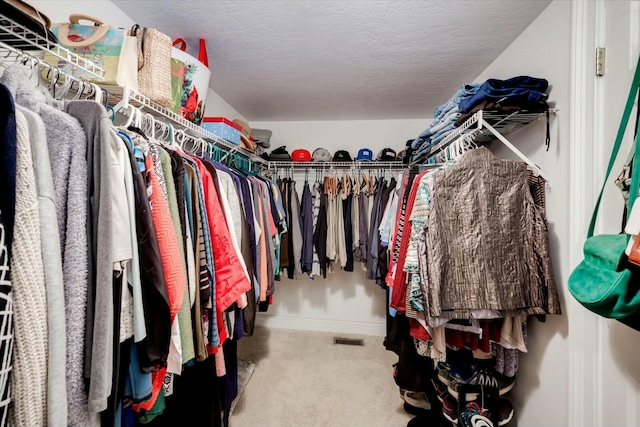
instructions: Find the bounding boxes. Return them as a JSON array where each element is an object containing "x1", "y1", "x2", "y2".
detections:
[{"x1": 91, "y1": 82, "x2": 103, "y2": 105}]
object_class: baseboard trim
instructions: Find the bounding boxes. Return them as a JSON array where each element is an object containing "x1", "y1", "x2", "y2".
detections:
[{"x1": 255, "y1": 314, "x2": 386, "y2": 336}]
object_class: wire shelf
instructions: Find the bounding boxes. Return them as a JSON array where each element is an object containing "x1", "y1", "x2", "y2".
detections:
[
  {"x1": 414, "y1": 109, "x2": 553, "y2": 164},
  {"x1": 267, "y1": 161, "x2": 408, "y2": 169},
  {"x1": 109, "y1": 86, "x2": 267, "y2": 166},
  {"x1": 0, "y1": 13, "x2": 104, "y2": 80}
]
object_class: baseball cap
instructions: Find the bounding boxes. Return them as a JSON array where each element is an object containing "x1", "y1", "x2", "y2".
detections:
[
  {"x1": 355, "y1": 148, "x2": 373, "y2": 162},
  {"x1": 252, "y1": 128, "x2": 272, "y2": 149},
  {"x1": 333, "y1": 150, "x2": 352, "y2": 162},
  {"x1": 291, "y1": 149, "x2": 312, "y2": 162},
  {"x1": 312, "y1": 148, "x2": 332, "y2": 162},
  {"x1": 376, "y1": 148, "x2": 398, "y2": 161}
]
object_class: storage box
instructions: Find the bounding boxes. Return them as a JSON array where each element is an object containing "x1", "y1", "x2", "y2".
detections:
[{"x1": 201, "y1": 117, "x2": 242, "y2": 145}]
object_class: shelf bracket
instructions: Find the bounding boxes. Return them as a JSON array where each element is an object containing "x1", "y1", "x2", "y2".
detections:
[{"x1": 481, "y1": 117, "x2": 552, "y2": 186}]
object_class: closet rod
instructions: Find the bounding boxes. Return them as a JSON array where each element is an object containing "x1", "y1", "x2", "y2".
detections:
[
  {"x1": 0, "y1": 41, "x2": 103, "y2": 100},
  {"x1": 109, "y1": 86, "x2": 268, "y2": 168},
  {"x1": 267, "y1": 161, "x2": 414, "y2": 169}
]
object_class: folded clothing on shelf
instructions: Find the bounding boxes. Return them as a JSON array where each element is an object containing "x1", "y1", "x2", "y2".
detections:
[
  {"x1": 267, "y1": 145, "x2": 291, "y2": 161},
  {"x1": 458, "y1": 76, "x2": 549, "y2": 114},
  {"x1": 410, "y1": 76, "x2": 550, "y2": 163}
]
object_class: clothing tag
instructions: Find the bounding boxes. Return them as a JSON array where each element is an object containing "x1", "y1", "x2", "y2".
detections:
[{"x1": 162, "y1": 373, "x2": 174, "y2": 396}]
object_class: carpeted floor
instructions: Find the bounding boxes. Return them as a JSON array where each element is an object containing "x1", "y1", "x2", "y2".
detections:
[
  {"x1": 232, "y1": 326, "x2": 413, "y2": 427},
  {"x1": 231, "y1": 359, "x2": 256, "y2": 416}
]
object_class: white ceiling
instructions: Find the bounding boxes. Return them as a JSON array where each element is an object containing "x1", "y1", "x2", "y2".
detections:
[{"x1": 112, "y1": 0, "x2": 551, "y2": 121}]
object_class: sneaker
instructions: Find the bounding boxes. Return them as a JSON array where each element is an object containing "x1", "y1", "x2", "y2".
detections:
[
  {"x1": 403, "y1": 391, "x2": 431, "y2": 411},
  {"x1": 432, "y1": 379, "x2": 449, "y2": 403},
  {"x1": 496, "y1": 399, "x2": 514, "y2": 426},
  {"x1": 447, "y1": 367, "x2": 515, "y2": 400},
  {"x1": 439, "y1": 361, "x2": 478, "y2": 389},
  {"x1": 437, "y1": 362, "x2": 452, "y2": 386},
  {"x1": 399, "y1": 387, "x2": 406, "y2": 400},
  {"x1": 455, "y1": 395, "x2": 514, "y2": 427},
  {"x1": 442, "y1": 394, "x2": 459, "y2": 424}
]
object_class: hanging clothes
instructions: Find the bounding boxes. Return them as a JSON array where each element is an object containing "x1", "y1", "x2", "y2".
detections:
[
  {"x1": 424, "y1": 148, "x2": 560, "y2": 317},
  {"x1": 314, "y1": 181, "x2": 328, "y2": 278},
  {"x1": 309, "y1": 179, "x2": 322, "y2": 278},
  {"x1": 0, "y1": 209, "x2": 11, "y2": 427},
  {"x1": 300, "y1": 180, "x2": 314, "y2": 273},
  {"x1": 341, "y1": 178, "x2": 354, "y2": 272},
  {"x1": 0, "y1": 60, "x2": 290, "y2": 427},
  {"x1": 289, "y1": 179, "x2": 303, "y2": 278},
  {"x1": 9, "y1": 105, "x2": 48, "y2": 427}
]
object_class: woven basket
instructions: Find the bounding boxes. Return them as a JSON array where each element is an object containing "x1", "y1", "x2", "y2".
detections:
[{"x1": 133, "y1": 26, "x2": 173, "y2": 107}]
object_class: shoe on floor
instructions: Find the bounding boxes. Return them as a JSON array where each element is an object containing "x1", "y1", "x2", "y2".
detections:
[
  {"x1": 441, "y1": 394, "x2": 459, "y2": 424},
  {"x1": 496, "y1": 398, "x2": 514, "y2": 426},
  {"x1": 447, "y1": 367, "x2": 515, "y2": 400},
  {"x1": 442, "y1": 388, "x2": 514, "y2": 427},
  {"x1": 404, "y1": 401, "x2": 431, "y2": 416},
  {"x1": 432, "y1": 379, "x2": 449, "y2": 403},
  {"x1": 437, "y1": 362, "x2": 452, "y2": 386},
  {"x1": 403, "y1": 390, "x2": 431, "y2": 411}
]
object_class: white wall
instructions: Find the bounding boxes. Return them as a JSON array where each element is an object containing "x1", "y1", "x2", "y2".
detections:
[
  {"x1": 471, "y1": 1, "x2": 571, "y2": 425},
  {"x1": 249, "y1": 118, "x2": 429, "y2": 335},
  {"x1": 204, "y1": 88, "x2": 247, "y2": 122},
  {"x1": 30, "y1": 0, "x2": 248, "y2": 121},
  {"x1": 250, "y1": 119, "x2": 429, "y2": 154}
]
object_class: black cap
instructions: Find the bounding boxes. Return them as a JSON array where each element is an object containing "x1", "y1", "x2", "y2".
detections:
[
  {"x1": 376, "y1": 148, "x2": 397, "y2": 161},
  {"x1": 332, "y1": 150, "x2": 352, "y2": 162}
]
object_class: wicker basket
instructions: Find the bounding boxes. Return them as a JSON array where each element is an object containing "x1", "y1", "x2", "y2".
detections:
[{"x1": 132, "y1": 25, "x2": 173, "y2": 107}]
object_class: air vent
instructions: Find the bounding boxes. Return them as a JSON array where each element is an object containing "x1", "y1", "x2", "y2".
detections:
[{"x1": 333, "y1": 337, "x2": 364, "y2": 346}]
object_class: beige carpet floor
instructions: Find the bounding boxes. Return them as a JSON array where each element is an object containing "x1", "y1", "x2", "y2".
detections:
[{"x1": 232, "y1": 326, "x2": 413, "y2": 427}]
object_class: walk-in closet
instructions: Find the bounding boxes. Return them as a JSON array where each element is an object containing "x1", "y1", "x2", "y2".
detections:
[{"x1": 1, "y1": 0, "x2": 639, "y2": 426}]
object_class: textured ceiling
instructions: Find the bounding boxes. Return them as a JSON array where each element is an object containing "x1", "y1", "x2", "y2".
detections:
[{"x1": 112, "y1": 0, "x2": 551, "y2": 121}]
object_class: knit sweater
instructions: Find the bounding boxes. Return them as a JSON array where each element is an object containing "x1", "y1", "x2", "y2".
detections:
[
  {"x1": 0, "y1": 65, "x2": 90, "y2": 426},
  {"x1": 19, "y1": 106, "x2": 68, "y2": 427},
  {"x1": 66, "y1": 101, "x2": 114, "y2": 418},
  {"x1": 10, "y1": 108, "x2": 48, "y2": 427},
  {"x1": 0, "y1": 209, "x2": 12, "y2": 427}
]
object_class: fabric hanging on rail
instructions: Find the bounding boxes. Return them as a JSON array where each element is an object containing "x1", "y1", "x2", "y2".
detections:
[
  {"x1": 300, "y1": 180, "x2": 314, "y2": 273},
  {"x1": 0, "y1": 209, "x2": 11, "y2": 427},
  {"x1": 0, "y1": 62, "x2": 285, "y2": 427},
  {"x1": 382, "y1": 146, "x2": 560, "y2": 383}
]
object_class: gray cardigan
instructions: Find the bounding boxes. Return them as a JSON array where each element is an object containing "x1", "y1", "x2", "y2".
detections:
[
  {"x1": 1, "y1": 64, "x2": 90, "y2": 427},
  {"x1": 66, "y1": 101, "x2": 114, "y2": 419}
]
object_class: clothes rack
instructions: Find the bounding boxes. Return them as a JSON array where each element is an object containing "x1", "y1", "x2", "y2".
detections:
[
  {"x1": 109, "y1": 86, "x2": 268, "y2": 170},
  {"x1": 414, "y1": 109, "x2": 557, "y2": 184}
]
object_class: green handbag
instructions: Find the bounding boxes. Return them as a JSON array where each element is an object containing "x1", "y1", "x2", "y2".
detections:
[{"x1": 568, "y1": 55, "x2": 640, "y2": 319}]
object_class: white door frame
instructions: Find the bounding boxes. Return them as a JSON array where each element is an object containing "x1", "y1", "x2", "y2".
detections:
[{"x1": 568, "y1": 1, "x2": 605, "y2": 426}]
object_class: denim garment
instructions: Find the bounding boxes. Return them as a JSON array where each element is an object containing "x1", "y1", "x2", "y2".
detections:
[
  {"x1": 430, "y1": 109, "x2": 461, "y2": 134},
  {"x1": 412, "y1": 106, "x2": 465, "y2": 150},
  {"x1": 459, "y1": 76, "x2": 548, "y2": 113},
  {"x1": 411, "y1": 140, "x2": 437, "y2": 162},
  {"x1": 433, "y1": 83, "x2": 481, "y2": 118}
]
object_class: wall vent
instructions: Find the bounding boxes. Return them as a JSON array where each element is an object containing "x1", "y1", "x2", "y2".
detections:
[{"x1": 333, "y1": 337, "x2": 365, "y2": 346}]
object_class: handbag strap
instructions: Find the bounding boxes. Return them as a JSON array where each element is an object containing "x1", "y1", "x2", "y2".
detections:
[
  {"x1": 198, "y1": 39, "x2": 209, "y2": 68},
  {"x1": 588, "y1": 55, "x2": 640, "y2": 238},
  {"x1": 173, "y1": 38, "x2": 187, "y2": 51},
  {"x1": 57, "y1": 14, "x2": 110, "y2": 48}
]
